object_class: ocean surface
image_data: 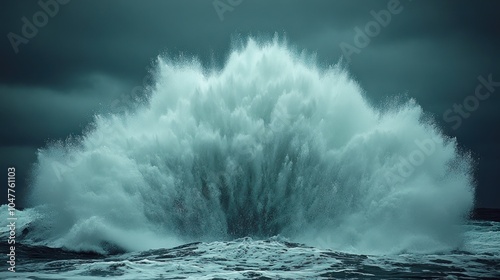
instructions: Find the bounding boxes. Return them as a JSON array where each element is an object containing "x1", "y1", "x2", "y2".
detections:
[
  {"x1": 2, "y1": 39, "x2": 498, "y2": 279},
  {"x1": 1, "y1": 210, "x2": 499, "y2": 279}
]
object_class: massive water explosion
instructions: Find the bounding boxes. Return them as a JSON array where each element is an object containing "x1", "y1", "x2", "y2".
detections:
[{"x1": 24, "y1": 38, "x2": 474, "y2": 255}]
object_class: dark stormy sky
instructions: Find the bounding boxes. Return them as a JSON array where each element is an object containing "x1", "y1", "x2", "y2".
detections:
[{"x1": 1, "y1": 0, "x2": 499, "y2": 208}]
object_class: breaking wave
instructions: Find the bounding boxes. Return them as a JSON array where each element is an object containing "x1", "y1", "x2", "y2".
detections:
[{"x1": 23, "y1": 38, "x2": 474, "y2": 254}]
